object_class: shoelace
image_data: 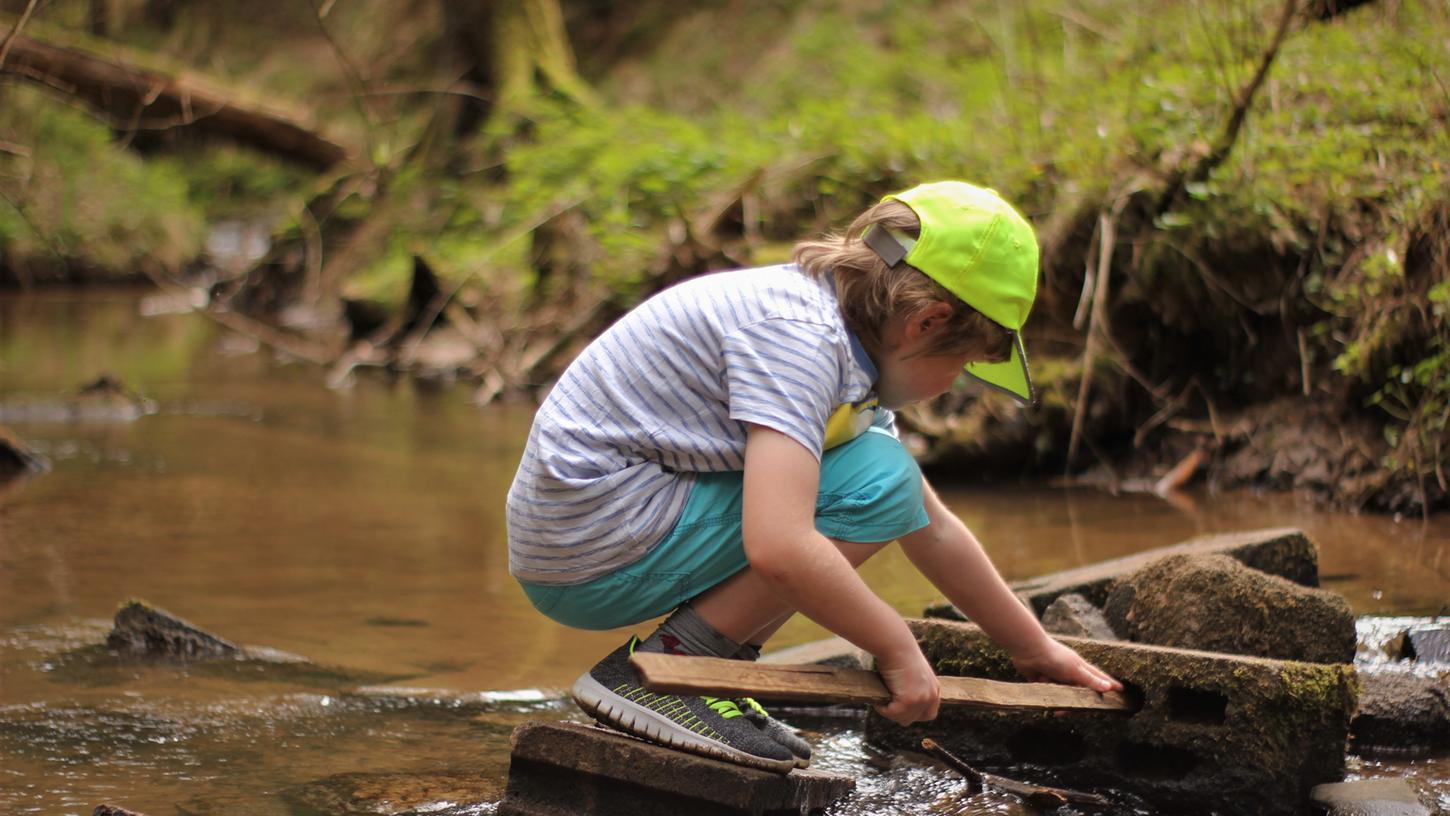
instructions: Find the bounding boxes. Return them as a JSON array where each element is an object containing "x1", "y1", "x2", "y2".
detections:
[
  {"x1": 737, "y1": 696, "x2": 770, "y2": 721},
  {"x1": 700, "y1": 696, "x2": 745, "y2": 719}
]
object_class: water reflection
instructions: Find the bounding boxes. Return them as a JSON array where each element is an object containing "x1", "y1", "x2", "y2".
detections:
[{"x1": 0, "y1": 291, "x2": 1446, "y2": 814}]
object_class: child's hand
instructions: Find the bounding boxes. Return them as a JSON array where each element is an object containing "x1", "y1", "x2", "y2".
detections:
[
  {"x1": 1010, "y1": 638, "x2": 1123, "y2": 694},
  {"x1": 874, "y1": 647, "x2": 942, "y2": 725}
]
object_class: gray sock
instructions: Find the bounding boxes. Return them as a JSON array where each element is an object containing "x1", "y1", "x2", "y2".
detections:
[
  {"x1": 732, "y1": 642, "x2": 763, "y2": 661},
  {"x1": 637, "y1": 603, "x2": 740, "y2": 658}
]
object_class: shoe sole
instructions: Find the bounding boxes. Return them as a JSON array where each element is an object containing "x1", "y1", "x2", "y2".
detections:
[{"x1": 571, "y1": 672, "x2": 796, "y2": 774}]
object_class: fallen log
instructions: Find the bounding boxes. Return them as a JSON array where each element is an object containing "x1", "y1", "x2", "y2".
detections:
[
  {"x1": 630, "y1": 652, "x2": 1135, "y2": 714},
  {"x1": 0, "y1": 29, "x2": 350, "y2": 169}
]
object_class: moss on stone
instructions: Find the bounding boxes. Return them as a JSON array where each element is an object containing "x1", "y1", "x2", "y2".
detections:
[{"x1": 875, "y1": 619, "x2": 1356, "y2": 815}]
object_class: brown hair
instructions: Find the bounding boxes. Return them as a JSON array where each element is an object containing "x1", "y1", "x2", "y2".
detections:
[{"x1": 792, "y1": 200, "x2": 1013, "y2": 361}]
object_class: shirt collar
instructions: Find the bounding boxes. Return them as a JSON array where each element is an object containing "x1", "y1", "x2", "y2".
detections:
[
  {"x1": 847, "y1": 329, "x2": 879, "y2": 385},
  {"x1": 818, "y1": 266, "x2": 880, "y2": 387}
]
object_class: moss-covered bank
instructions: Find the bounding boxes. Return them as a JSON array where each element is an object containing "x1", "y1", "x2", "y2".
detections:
[{"x1": 3, "y1": 0, "x2": 1447, "y2": 511}]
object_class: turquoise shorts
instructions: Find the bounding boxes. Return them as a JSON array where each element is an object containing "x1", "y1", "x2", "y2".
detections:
[{"x1": 518, "y1": 428, "x2": 930, "y2": 630}]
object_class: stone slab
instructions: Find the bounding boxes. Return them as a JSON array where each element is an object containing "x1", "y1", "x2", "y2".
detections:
[
  {"x1": 1309, "y1": 778, "x2": 1436, "y2": 816},
  {"x1": 760, "y1": 636, "x2": 866, "y2": 669},
  {"x1": 865, "y1": 618, "x2": 1358, "y2": 816},
  {"x1": 926, "y1": 527, "x2": 1319, "y2": 619},
  {"x1": 499, "y1": 721, "x2": 854, "y2": 816}
]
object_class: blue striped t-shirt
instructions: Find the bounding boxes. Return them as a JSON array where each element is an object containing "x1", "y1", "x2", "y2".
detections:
[{"x1": 506, "y1": 264, "x2": 893, "y2": 585}]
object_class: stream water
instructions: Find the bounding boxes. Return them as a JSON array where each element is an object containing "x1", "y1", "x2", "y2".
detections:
[{"x1": 1, "y1": 289, "x2": 1447, "y2": 815}]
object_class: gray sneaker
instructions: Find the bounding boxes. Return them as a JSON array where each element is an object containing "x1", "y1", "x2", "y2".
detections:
[
  {"x1": 738, "y1": 696, "x2": 813, "y2": 768},
  {"x1": 570, "y1": 637, "x2": 796, "y2": 773}
]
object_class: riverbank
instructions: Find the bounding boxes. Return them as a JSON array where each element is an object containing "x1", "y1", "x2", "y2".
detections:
[{"x1": 3, "y1": 1, "x2": 1448, "y2": 514}]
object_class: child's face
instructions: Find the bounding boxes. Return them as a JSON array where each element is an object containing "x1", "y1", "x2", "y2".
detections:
[
  {"x1": 874, "y1": 304, "x2": 978, "y2": 409},
  {"x1": 876, "y1": 345, "x2": 974, "y2": 409}
]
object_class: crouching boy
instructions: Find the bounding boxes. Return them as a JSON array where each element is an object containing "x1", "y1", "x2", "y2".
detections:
[{"x1": 506, "y1": 181, "x2": 1121, "y2": 772}]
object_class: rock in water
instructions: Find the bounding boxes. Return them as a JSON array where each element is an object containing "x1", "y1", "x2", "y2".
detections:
[
  {"x1": 1403, "y1": 623, "x2": 1450, "y2": 664},
  {"x1": 1040, "y1": 593, "x2": 1119, "y2": 640},
  {"x1": 0, "y1": 425, "x2": 49, "y2": 478},
  {"x1": 1353, "y1": 671, "x2": 1450, "y2": 756},
  {"x1": 1103, "y1": 553, "x2": 1356, "y2": 663},
  {"x1": 928, "y1": 528, "x2": 1320, "y2": 620},
  {"x1": 106, "y1": 600, "x2": 243, "y2": 659},
  {"x1": 1310, "y1": 778, "x2": 1436, "y2": 816}
]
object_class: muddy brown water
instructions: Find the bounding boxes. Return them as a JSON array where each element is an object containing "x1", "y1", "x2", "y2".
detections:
[{"x1": 0, "y1": 290, "x2": 1446, "y2": 815}]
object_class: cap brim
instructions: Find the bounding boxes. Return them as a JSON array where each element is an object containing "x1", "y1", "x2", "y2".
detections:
[{"x1": 963, "y1": 332, "x2": 1035, "y2": 406}]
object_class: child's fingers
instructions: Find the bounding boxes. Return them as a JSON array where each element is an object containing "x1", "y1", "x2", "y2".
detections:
[
  {"x1": 873, "y1": 694, "x2": 939, "y2": 726},
  {"x1": 1071, "y1": 658, "x2": 1122, "y2": 692}
]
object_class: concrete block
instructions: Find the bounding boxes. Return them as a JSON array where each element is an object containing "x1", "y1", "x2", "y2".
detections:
[
  {"x1": 926, "y1": 528, "x2": 1319, "y2": 620},
  {"x1": 1103, "y1": 553, "x2": 1356, "y2": 663},
  {"x1": 500, "y1": 721, "x2": 854, "y2": 816},
  {"x1": 865, "y1": 618, "x2": 1358, "y2": 816}
]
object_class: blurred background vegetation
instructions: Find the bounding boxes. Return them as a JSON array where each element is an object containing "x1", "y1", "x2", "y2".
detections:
[{"x1": 1, "y1": 0, "x2": 1447, "y2": 512}]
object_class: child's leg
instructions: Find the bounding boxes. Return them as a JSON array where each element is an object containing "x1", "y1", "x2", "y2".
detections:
[
  {"x1": 687, "y1": 536, "x2": 891, "y2": 646},
  {"x1": 559, "y1": 430, "x2": 925, "y2": 771},
  {"x1": 685, "y1": 428, "x2": 927, "y2": 648}
]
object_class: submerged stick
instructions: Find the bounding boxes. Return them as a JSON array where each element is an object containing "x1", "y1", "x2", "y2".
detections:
[{"x1": 921, "y1": 738, "x2": 1116, "y2": 810}]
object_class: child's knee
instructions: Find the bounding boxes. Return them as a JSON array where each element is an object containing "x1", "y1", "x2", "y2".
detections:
[{"x1": 816, "y1": 432, "x2": 928, "y2": 542}]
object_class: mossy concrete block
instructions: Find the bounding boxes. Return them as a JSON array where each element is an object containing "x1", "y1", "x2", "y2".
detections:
[
  {"x1": 1352, "y1": 671, "x2": 1450, "y2": 757},
  {"x1": 926, "y1": 528, "x2": 1318, "y2": 620},
  {"x1": 1309, "y1": 778, "x2": 1436, "y2": 816},
  {"x1": 865, "y1": 618, "x2": 1358, "y2": 816},
  {"x1": 500, "y1": 721, "x2": 854, "y2": 816},
  {"x1": 1103, "y1": 553, "x2": 1356, "y2": 663},
  {"x1": 1041, "y1": 593, "x2": 1119, "y2": 640}
]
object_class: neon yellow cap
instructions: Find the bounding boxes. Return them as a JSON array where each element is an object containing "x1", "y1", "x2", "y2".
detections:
[{"x1": 875, "y1": 181, "x2": 1039, "y2": 405}]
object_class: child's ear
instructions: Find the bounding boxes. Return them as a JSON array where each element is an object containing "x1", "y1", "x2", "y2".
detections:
[{"x1": 914, "y1": 302, "x2": 954, "y2": 335}]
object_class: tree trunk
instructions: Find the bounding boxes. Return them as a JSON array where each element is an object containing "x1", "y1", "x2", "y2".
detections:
[{"x1": 438, "y1": 0, "x2": 592, "y2": 137}]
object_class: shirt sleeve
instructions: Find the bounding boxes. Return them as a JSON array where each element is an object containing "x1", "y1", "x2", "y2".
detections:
[{"x1": 721, "y1": 318, "x2": 842, "y2": 461}]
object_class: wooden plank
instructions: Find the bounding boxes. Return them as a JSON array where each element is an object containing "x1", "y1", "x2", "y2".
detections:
[{"x1": 629, "y1": 652, "x2": 1135, "y2": 713}]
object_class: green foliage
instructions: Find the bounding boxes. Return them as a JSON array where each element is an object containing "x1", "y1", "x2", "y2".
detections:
[
  {"x1": 153, "y1": 144, "x2": 311, "y2": 219},
  {"x1": 0, "y1": 85, "x2": 204, "y2": 276},
  {"x1": 12, "y1": 0, "x2": 1450, "y2": 493}
]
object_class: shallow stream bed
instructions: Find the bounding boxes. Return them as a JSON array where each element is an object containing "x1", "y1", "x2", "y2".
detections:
[{"x1": 1, "y1": 290, "x2": 1447, "y2": 815}]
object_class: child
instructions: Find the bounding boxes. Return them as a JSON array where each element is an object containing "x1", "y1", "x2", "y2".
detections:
[{"x1": 506, "y1": 180, "x2": 1122, "y2": 773}]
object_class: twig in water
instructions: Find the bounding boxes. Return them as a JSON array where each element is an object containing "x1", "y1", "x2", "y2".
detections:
[{"x1": 920, "y1": 738, "x2": 1116, "y2": 810}]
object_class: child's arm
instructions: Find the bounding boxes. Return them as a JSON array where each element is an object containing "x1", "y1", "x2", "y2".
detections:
[
  {"x1": 899, "y1": 479, "x2": 1122, "y2": 693},
  {"x1": 741, "y1": 425, "x2": 941, "y2": 725}
]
